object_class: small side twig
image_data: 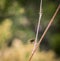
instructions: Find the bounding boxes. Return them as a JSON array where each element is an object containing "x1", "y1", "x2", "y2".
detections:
[{"x1": 29, "y1": 4, "x2": 60, "y2": 61}]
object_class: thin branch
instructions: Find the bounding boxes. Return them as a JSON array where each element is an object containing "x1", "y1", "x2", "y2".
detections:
[
  {"x1": 34, "y1": 0, "x2": 42, "y2": 44},
  {"x1": 29, "y1": 4, "x2": 60, "y2": 61},
  {"x1": 31, "y1": 0, "x2": 42, "y2": 57}
]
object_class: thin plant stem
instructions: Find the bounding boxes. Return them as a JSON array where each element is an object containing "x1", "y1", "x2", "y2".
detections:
[
  {"x1": 34, "y1": 0, "x2": 42, "y2": 45},
  {"x1": 32, "y1": 0, "x2": 42, "y2": 55},
  {"x1": 29, "y1": 4, "x2": 60, "y2": 61}
]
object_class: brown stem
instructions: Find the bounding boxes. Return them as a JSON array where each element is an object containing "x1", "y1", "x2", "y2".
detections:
[{"x1": 29, "y1": 4, "x2": 60, "y2": 61}]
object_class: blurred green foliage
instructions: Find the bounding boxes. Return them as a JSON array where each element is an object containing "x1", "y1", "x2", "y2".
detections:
[
  {"x1": 0, "y1": 0, "x2": 60, "y2": 56},
  {"x1": 50, "y1": 34, "x2": 60, "y2": 56}
]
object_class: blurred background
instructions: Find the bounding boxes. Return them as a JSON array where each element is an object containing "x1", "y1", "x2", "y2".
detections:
[{"x1": 0, "y1": 0, "x2": 60, "y2": 61}]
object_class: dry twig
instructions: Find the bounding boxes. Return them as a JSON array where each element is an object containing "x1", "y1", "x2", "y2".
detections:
[
  {"x1": 32, "y1": 0, "x2": 42, "y2": 56},
  {"x1": 29, "y1": 4, "x2": 60, "y2": 61}
]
